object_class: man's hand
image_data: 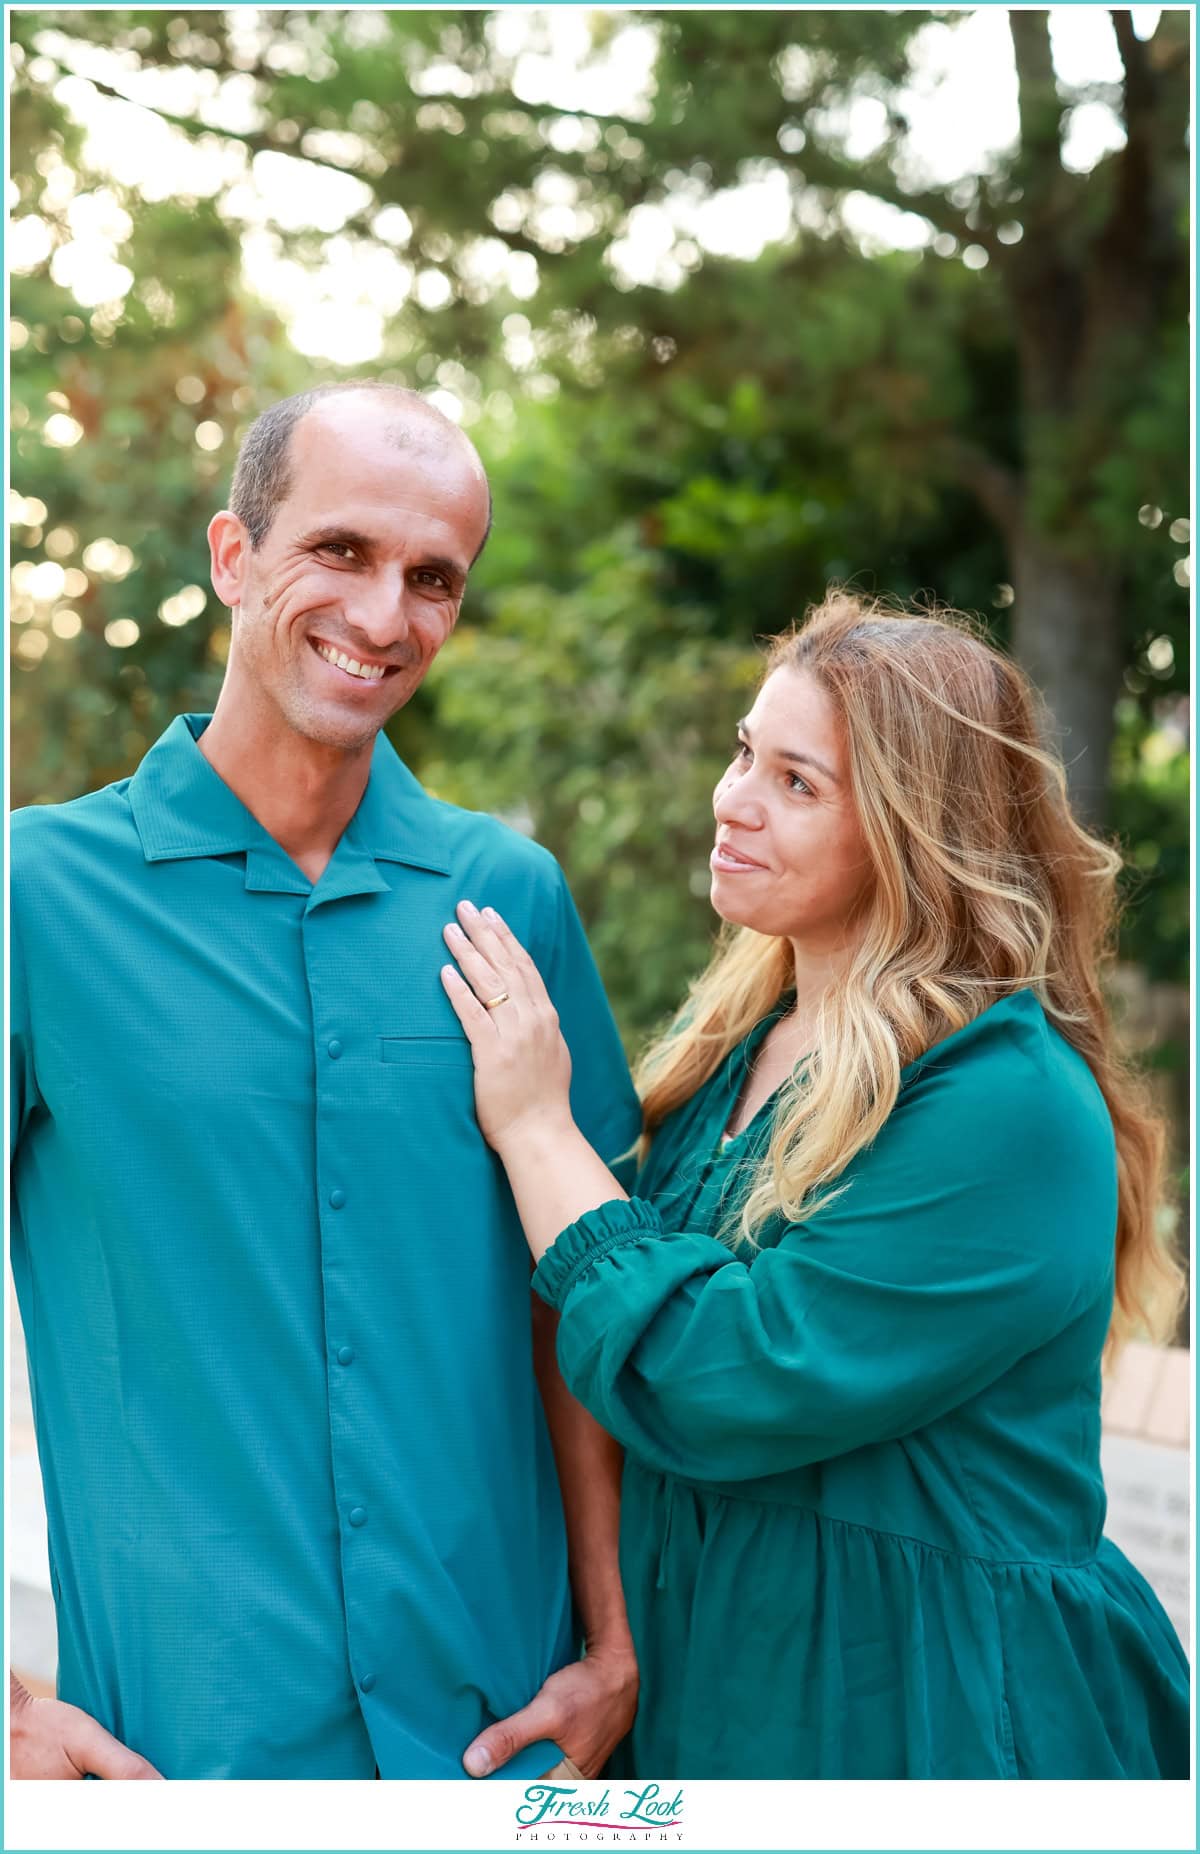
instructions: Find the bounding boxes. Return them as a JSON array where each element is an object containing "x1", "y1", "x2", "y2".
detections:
[
  {"x1": 462, "y1": 1646, "x2": 638, "y2": 1779},
  {"x1": 10, "y1": 1672, "x2": 164, "y2": 1779}
]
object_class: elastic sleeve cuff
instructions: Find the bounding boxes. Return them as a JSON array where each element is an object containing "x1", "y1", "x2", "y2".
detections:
[{"x1": 532, "y1": 1196, "x2": 664, "y2": 1310}]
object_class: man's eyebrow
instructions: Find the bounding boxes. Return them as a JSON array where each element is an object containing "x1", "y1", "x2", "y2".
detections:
[
  {"x1": 299, "y1": 526, "x2": 468, "y2": 582},
  {"x1": 420, "y1": 552, "x2": 469, "y2": 584},
  {"x1": 299, "y1": 523, "x2": 376, "y2": 553},
  {"x1": 737, "y1": 718, "x2": 839, "y2": 785}
]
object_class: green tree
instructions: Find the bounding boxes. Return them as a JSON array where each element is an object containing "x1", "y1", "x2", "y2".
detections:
[
  {"x1": 9, "y1": 9, "x2": 1189, "y2": 1039},
  {"x1": 14, "y1": 7, "x2": 1186, "y2": 817}
]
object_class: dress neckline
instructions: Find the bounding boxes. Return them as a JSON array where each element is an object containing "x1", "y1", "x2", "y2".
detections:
[
  {"x1": 713, "y1": 986, "x2": 1043, "y2": 1152},
  {"x1": 718, "y1": 998, "x2": 799, "y2": 1151}
]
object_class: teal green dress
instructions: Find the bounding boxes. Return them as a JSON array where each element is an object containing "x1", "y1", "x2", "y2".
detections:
[{"x1": 532, "y1": 991, "x2": 1189, "y2": 1778}]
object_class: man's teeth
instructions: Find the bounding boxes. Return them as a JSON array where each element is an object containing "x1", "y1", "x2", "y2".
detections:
[{"x1": 314, "y1": 642, "x2": 387, "y2": 682}]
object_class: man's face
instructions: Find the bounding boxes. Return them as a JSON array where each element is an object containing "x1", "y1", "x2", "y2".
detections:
[{"x1": 209, "y1": 395, "x2": 490, "y2": 751}]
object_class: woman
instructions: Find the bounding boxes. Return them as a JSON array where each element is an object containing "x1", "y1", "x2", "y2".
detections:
[{"x1": 440, "y1": 591, "x2": 1189, "y2": 1779}]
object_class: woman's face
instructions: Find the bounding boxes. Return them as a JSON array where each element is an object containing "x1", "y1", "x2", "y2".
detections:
[{"x1": 710, "y1": 666, "x2": 873, "y2": 948}]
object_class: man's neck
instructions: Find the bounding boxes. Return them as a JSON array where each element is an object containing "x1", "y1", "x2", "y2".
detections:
[{"x1": 199, "y1": 693, "x2": 375, "y2": 885}]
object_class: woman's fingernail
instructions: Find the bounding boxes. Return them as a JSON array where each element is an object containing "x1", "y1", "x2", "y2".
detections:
[
  {"x1": 465, "y1": 1746, "x2": 491, "y2": 1777},
  {"x1": 460, "y1": 899, "x2": 478, "y2": 916},
  {"x1": 446, "y1": 922, "x2": 463, "y2": 939},
  {"x1": 483, "y1": 907, "x2": 500, "y2": 923}
]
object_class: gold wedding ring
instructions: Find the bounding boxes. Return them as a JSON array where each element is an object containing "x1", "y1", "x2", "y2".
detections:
[{"x1": 483, "y1": 991, "x2": 510, "y2": 1011}]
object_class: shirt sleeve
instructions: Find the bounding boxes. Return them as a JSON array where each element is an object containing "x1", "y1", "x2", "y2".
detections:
[
  {"x1": 9, "y1": 886, "x2": 42, "y2": 1161},
  {"x1": 531, "y1": 1046, "x2": 1115, "y2": 1482},
  {"x1": 535, "y1": 862, "x2": 642, "y2": 1189}
]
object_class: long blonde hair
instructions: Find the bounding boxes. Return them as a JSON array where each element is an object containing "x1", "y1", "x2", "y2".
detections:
[{"x1": 636, "y1": 590, "x2": 1182, "y2": 1355}]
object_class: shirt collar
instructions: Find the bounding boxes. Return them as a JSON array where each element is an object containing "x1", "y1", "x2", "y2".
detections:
[{"x1": 127, "y1": 714, "x2": 451, "y2": 878}]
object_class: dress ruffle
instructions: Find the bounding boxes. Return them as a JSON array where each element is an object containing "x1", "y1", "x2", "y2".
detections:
[{"x1": 609, "y1": 1460, "x2": 1190, "y2": 1780}]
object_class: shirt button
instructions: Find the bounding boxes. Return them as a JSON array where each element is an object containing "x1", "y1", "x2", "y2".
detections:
[
  {"x1": 327, "y1": 1039, "x2": 343, "y2": 1060},
  {"x1": 336, "y1": 1345, "x2": 355, "y2": 1367},
  {"x1": 348, "y1": 1506, "x2": 367, "y2": 1528},
  {"x1": 359, "y1": 1673, "x2": 377, "y2": 1694},
  {"x1": 329, "y1": 1188, "x2": 347, "y2": 1210}
]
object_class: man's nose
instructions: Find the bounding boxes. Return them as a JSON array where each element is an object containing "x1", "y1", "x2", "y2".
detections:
[{"x1": 344, "y1": 570, "x2": 414, "y2": 653}]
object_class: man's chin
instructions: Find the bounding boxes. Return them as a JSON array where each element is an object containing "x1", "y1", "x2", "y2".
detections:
[{"x1": 286, "y1": 684, "x2": 416, "y2": 752}]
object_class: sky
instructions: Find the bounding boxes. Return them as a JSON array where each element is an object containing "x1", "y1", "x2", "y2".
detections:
[{"x1": 10, "y1": 6, "x2": 1168, "y2": 368}]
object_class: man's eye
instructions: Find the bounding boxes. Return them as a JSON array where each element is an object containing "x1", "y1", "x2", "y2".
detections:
[
  {"x1": 318, "y1": 542, "x2": 354, "y2": 560},
  {"x1": 414, "y1": 571, "x2": 449, "y2": 590}
]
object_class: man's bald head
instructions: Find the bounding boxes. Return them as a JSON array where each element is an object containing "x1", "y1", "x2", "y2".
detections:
[{"x1": 229, "y1": 380, "x2": 492, "y2": 559}]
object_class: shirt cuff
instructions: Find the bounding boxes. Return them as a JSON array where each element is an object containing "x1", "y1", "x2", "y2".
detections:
[{"x1": 532, "y1": 1197, "x2": 663, "y2": 1310}]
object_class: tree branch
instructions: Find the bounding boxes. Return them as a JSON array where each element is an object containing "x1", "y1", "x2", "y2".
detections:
[
  {"x1": 1106, "y1": 9, "x2": 1155, "y2": 236},
  {"x1": 47, "y1": 62, "x2": 650, "y2": 268},
  {"x1": 1008, "y1": 10, "x2": 1063, "y2": 186},
  {"x1": 793, "y1": 143, "x2": 997, "y2": 254},
  {"x1": 60, "y1": 68, "x2": 376, "y2": 180},
  {"x1": 1110, "y1": 10, "x2": 1153, "y2": 118},
  {"x1": 940, "y1": 437, "x2": 1023, "y2": 541}
]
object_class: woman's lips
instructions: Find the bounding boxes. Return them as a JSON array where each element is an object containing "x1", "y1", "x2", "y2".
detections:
[{"x1": 711, "y1": 841, "x2": 767, "y2": 873}]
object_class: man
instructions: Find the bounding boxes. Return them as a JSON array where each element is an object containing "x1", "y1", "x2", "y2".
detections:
[{"x1": 9, "y1": 382, "x2": 642, "y2": 1779}]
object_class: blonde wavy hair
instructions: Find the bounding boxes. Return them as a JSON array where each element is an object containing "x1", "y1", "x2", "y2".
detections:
[{"x1": 636, "y1": 590, "x2": 1183, "y2": 1355}]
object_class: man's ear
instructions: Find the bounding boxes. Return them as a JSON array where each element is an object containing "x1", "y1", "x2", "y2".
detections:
[{"x1": 208, "y1": 510, "x2": 250, "y2": 610}]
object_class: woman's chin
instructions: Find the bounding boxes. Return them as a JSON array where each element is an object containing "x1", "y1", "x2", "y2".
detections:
[{"x1": 710, "y1": 882, "x2": 764, "y2": 933}]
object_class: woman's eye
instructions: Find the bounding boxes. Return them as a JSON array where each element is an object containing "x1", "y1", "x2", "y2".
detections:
[
  {"x1": 786, "y1": 771, "x2": 814, "y2": 796},
  {"x1": 735, "y1": 740, "x2": 751, "y2": 761}
]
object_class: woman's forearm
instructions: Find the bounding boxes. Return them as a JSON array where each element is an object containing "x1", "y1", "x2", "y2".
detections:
[{"x1": 498, "y1": 1113, "x2": 630, "y2": 1263}]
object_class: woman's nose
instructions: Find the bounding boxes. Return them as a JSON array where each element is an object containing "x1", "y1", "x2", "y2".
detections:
[{"x1": 714, "y1": 771, "x2": 761, "y2": 826}]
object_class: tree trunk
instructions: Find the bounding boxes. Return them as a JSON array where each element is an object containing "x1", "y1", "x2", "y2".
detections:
[{"x1": 1009, "y1": 530, "x2": 1122, "y2": 830}]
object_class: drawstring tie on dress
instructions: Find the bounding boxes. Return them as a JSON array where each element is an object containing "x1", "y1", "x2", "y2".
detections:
[{"x1": 656, "y1": 1479, "x2": 679, "y2": 1590}]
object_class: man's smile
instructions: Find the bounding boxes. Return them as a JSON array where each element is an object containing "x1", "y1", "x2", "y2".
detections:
[{"x1": 308, "y1": 635, "x2": 400, "y2": 684}]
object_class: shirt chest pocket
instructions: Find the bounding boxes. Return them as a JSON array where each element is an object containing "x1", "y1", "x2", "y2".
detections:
[
  {"x1": 379, "y1": 1034, "x2": 474, "y2": 1069},
  {"x1": 374, "y1": 1034, "x2": 499, "y2": 1188}
]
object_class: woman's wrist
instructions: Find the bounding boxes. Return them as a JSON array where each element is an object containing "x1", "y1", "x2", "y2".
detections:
[
  {"x1": 496, "y1": 1112, "x2": 630, "y2": 1265},
  {"x1": 494, "y1": 1106, "x2": 580, "y2": 1167}
]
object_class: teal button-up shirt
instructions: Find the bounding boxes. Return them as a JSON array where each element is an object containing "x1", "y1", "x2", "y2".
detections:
[{"x1": 10, "y1": 714, "x2": 641, "y2": 1780}]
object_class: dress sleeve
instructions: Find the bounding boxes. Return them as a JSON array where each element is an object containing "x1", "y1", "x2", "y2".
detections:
[{"x1": 531, "y1": 1038, "x2": 1117, "y2": 1481}]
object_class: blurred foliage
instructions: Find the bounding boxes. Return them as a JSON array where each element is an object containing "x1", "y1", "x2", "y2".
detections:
[
  {"x1": 9, "y1": 6, "x2": 1191, "y2": 1047},
  {"x1": 1110, "y1": 700, "x2": 1191, "y2": 986}
]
